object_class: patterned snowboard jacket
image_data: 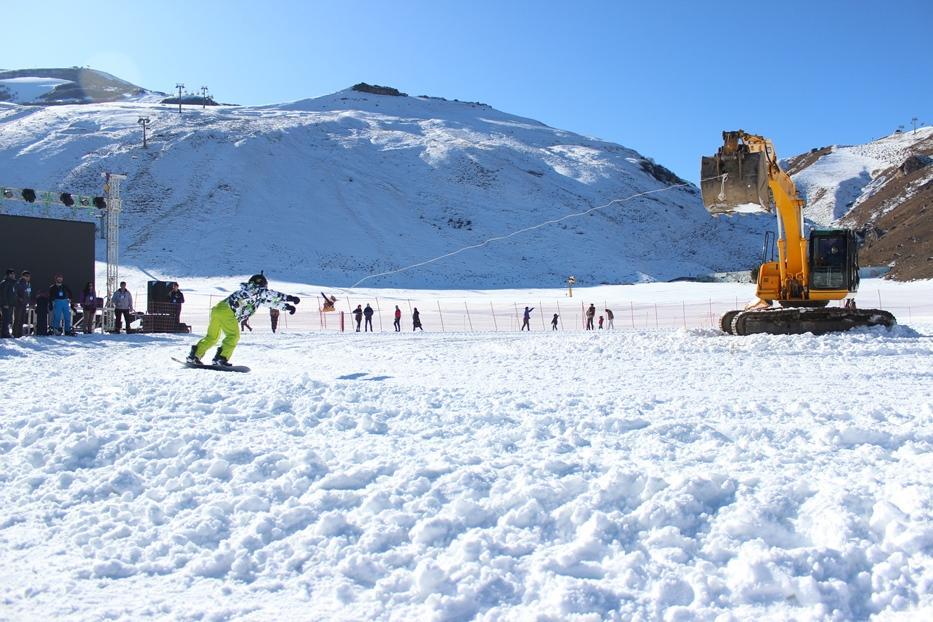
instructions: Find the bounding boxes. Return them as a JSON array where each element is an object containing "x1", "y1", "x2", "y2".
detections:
[{"x1": 225, "y1": 283, "x2": 290, "y2": 322}]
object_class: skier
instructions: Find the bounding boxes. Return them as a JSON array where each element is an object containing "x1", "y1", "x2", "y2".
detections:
[
  {"x1": 551, "y1": 313, "x2": 559, "y2": 330},
  {"x1": 363, "y1": 303, "x2": 374, "y2": 332},
  {"x1": 393, "y1": 305, "x2": 401, "y2": 332},
  {"x1": 186, "y1": 273, "x2": 299, "y2": 366},
  {"x1": 521, "y1": 306, "x2": 534, "y2": 331}
]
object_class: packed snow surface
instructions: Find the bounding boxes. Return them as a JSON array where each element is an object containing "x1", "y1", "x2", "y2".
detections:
[{"x1": 1, "y1": 281, "x2": 931, "y2": 621}]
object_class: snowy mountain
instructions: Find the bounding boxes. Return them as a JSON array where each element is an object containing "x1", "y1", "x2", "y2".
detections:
[
  {"x1": 786, "y1": 127, "x2": 933, "y2": 280},
  {"x1": 0, "y1": 67, "x2": 162, "y2": 105},
  {"x1": 0, "y1": 76, "x2": 770, "y2": 288}
]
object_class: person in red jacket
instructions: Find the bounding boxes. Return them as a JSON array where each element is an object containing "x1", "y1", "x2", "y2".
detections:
[{"x1": 393, "y1": 305, "x2": 401, "y2": 332}]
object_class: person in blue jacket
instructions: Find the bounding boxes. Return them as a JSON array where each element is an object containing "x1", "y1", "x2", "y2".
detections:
[
  {"x1": 521, "y1": 306, "x2": 535, "y2": 331},
  {"x1": 48, "y1": 274, "x2": 75, "y2": 335}
]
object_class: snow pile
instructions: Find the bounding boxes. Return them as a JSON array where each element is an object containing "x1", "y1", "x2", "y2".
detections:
[
  {"x1": 793, "y1": 127, "x2": 933, "y2": 225},
  {"x1": 1, "y1": 281, "x2": 931, "y2": 620},
  {"x1": 0, "y1": 89, "x2": 770, "y2": 288}
]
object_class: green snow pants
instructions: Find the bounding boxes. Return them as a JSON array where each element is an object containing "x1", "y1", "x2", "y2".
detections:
[{"x1": 195, "y1": 301, "x2": 240, "y2": 361}]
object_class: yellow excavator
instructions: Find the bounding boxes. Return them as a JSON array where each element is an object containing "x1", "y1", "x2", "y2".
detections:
[{"x1": 700, "y1": 130, "x2": 896, "y2": 335}]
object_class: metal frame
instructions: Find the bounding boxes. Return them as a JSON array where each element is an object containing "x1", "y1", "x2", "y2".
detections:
[{"x1": 0, "y1": 175, "x2": 125, "y2": 331}]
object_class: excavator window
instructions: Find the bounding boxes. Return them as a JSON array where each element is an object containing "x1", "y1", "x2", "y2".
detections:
[{"x1": 810, "y1": 231, "x2": 856, "y2": 290}]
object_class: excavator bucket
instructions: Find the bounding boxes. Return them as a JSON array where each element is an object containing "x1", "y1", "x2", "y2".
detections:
[{"x1": 700, "y1": 151, "x2": 771, "y2": 214}]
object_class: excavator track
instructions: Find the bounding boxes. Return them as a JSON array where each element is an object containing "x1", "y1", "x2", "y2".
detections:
[{"x1": 724, "y1": 307, "x2": 897, "y2": 336}]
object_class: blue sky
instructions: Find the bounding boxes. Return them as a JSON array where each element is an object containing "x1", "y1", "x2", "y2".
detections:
[{"x1": 4, "y1": 0, "x2": 930, "y2": 183}]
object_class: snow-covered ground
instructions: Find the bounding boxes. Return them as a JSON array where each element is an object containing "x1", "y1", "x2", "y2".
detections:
[{"x1": 2, "y1": 280, "x2": 931, "y2": 621}]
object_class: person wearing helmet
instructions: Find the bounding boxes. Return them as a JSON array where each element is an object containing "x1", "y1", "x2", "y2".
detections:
[{"x1": 186, "y1": 272, "x2": 300, "y2": 366}]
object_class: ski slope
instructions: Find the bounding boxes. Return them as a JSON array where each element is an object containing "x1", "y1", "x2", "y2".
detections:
[
  {"x1": 0, "y1": 88, "x2": 770, "y2": 288},
  {"x1": 1, "y1": 281, "x2": 931, "y2": 621}
]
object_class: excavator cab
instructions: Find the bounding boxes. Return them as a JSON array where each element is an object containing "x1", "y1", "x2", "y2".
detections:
[
  {"x1": 809, "y1": 229, "x2": 860, "y2": 292},
  {"x1": 700, "y1": 132, "x2": 771, "y2": 214}
]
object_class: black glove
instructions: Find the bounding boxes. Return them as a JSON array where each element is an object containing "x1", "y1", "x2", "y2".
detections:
[
  {"x1": 285, "y1": 304, "x2": 296, "y2": 315},
  {"x1": 286, "y1": 295, "x2": 300, "y2": 304}
]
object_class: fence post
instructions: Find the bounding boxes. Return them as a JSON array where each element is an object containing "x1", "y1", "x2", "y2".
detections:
[
  {"x1": 340, "y1": 311, "x2": 345, "y2": 332},
  {"x1": 877, "y1": 289, "x2": 882, "y2": 308},
  {"x1": 539, "y1": 301, "x2": 546, "y2": 330},
  {"x1": 490, "y1": 302, "x2": 498, "y2": 332},
  {"x1": 682, "y1": 301, "x2": 687, "y2": 329},
  {"x1": 464, "y1": 302, "x2": 473, "y2": 331},
  {"x1": 654, "y1": 303, "x2": 659, "y2": 329},
  {"x1": 556, "y1": 299, "x2": 562, "y2": 330},
  {"x1": 630, "y1": 301, "x2": 635, "y2": 329},
  {"x1": 437, "y1": 300, "x2": 445, "y2": 332},
  {"x1": 375, "y1": 297, "x2": 383, "y2": 332}
]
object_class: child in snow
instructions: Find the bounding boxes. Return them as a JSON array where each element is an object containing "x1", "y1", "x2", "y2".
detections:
[
  {"x1": 551, "y1": 313, "x2": 559, "y2": 330},
  {"x1": 187, "y1": 273, "x2": 299, "y2": 366}
]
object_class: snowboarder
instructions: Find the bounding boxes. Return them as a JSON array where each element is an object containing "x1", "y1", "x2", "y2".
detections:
[
  {"x1": 353, "y1": 304, "x2": 363, "y2": 332},
  {"x1": 321, "y1": 292, "x2": 337, "y2": 312},
  {"x1": 393, "y1": 305, "x2": 401, "y2": 332},
  {"x1": 186, "y1": 273, "x2": 299, "y2": 367},
  {"x1": 412, "y1": 308, "x2": 423, "y2": 331},
  {"x1": 521, "y1": 306, "x2": 534, "y2": 331},
  {"x1": 363, "y1": 303, "x2": 374, "y2": 332},
  {"x1": 551, "y1": 313, "x2": 559, "y2": 330}
]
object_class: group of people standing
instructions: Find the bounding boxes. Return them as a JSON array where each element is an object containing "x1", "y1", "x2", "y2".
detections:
[
  {"x1": 0, "y1": 268, "x2": 161, "y2": 337},
  {"x1": 351, "y1": 303, "x2": 423, "y2": 332}
]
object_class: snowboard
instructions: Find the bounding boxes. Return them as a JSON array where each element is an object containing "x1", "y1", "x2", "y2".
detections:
[{"x1": 172, "y1": 357, "x2": 251, "y2": 373}]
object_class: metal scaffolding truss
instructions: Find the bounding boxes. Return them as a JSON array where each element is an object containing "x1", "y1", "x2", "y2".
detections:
[{"x1": 0, "y1": 174, "x2": 126, "y2": 330}]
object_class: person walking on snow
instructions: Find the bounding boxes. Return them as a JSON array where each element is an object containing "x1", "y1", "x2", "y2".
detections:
[
  {"x1": 551, "y1": 313, "x2": 559, "y2": 330},
  {"x1": 363, "y1": 303, "x2": 374, "y2": 332},
  {"x1": 585, "y1": 303, "x2": 596, "y2": 330},
  {"x1": 521, "y1": 306, "x2": 534, "y2": 331},
  {"x1": 393, "y1": 305, "x2": 401, "y2": 332},
  {"x1": 187, "y1": 273, "x2": 299, "y2": 366},
  {"x1": 412, "y1": 308, "x2": 423, "y2": 331}
]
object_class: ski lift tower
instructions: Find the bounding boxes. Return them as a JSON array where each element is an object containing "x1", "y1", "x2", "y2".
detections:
[{"x1": 102, "y1": 173, "x2": 126, "y2": 332}]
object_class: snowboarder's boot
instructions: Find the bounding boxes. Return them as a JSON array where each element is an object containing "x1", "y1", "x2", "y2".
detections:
[
  {"x1": 186, "y1": 345, "x2": 202, "y2": 365},
  {"x1": 212, "y1": 348, "x2": 232, "y2": 367}
]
